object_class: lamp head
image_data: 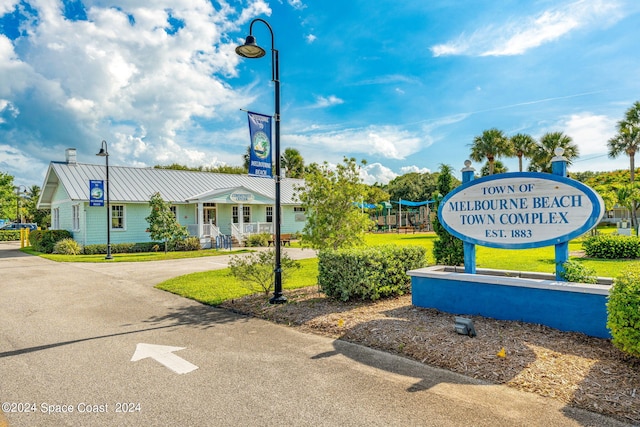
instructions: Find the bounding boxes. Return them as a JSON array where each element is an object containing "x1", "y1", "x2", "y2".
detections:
[
  {"x1": 96, "y1": 148, "x2": 107, "y2": 157},
  {"x1": 235, "y1": 35, "x2": 266, "y2": 58}
]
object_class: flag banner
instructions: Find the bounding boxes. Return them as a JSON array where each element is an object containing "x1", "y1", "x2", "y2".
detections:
[
  {"x1": 247, "y1": 111, "x2": 273, "y2": 178},
  {"x1": 89, "y1": 180, "x2": 105, "y2": 207}
]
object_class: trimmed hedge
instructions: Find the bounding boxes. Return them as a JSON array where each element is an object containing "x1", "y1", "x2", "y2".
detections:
[
  {"x1": 0, "y1": 230, "x2": 20, "y2": 241},
  {"x1": 29, "y1": 230, "x2": 73, "y2": 253},
  {"x1": 582, "y1": 234, "x2": 640, "y2": 259},
  {"x1": 82, "y1": 242, "x2": 161, "y2": 255},
  {"x1": 318, "y1": 245, "x2": 428, "y2": 302},
  {"x1": 607, "y1": 268, "x2": 640, "y2": 358}
]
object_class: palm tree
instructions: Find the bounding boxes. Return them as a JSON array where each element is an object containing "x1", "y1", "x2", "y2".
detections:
[
  {"x1": 608, "y1": 101, "x2": 640, "y2": 182},
  {"x1": 469, "y1": 128, "x2": 512, "y2": 175},
  {"x1": 608, "y1": 101, "x2": 640, "y2": 234},
  {"x1": 281, "y1": 147, "x2": 305, "y2": 178},
  {"x1": 528, "y1": 132, "x2": 579, "y2": 173},
  {"x1": 480, "y1": 160, "x2": 507, "y2": 176},
  {"x1": 510, "y1": 133, "x2": 536, "y2": 172}
]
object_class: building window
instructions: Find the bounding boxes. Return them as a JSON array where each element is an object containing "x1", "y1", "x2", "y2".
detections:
[
  {"x1": 232, "y1": 206, "x2": 251, "y2": 223},
  {"x1": 266, "y1": 206, "x2": 273, "y2": 223},
  {"x1": 72, "y1": 205, "x2": 80, "y2": 230},
  {"x1": 170, "y1": 206, "x2": 177, "y2": 218},
  {"x1": 111, "y1": 205, "x2": 124, "y2": 229},
  {"x1": 294, "y1": 206, "x2": 306, "y2": 222},
  {"x1": 52, "y1": 208, "x2": 60, "y2": 229}
]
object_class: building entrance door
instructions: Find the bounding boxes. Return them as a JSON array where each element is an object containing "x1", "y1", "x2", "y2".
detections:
[{"x1": 204, "y1": 206, "x2": 217, "y2": 225}]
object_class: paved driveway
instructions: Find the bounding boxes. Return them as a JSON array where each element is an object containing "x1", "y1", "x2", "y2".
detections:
[{"x1": 0, "y1": 242, "x2": 631, "y2": 426}]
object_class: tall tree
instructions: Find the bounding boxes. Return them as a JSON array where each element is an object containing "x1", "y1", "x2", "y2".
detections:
[
  {"x1": 145, "y1": 192, "x2": 189, "y2": 253},
  {"x1": 386, "y1": 172, "x2": 434, "y2": 203},
  {"x1": 23, "y1": 185, "x2": 49, "y2": 227},
  {"x1": 510, "y1": 133, "x2": 536, "y2": 172},
  {"x1": 469, "y1": 128, "x2": 513, "y2": 175},
  {"x1": 295, "y1": 157, "x2": 374, "y2": 250},
  {"x1": 0, "y1": 171, "x2": 16, "y2": 221},
  {"x1": 608, "y1": 101, "x2": 640, "y2": 234},
  {"x1": 281, "y1": 147, "x2": 305, "y2": 178},
  {"x1": 528, "y1": 132, "x2": 579, "y2": 173}
]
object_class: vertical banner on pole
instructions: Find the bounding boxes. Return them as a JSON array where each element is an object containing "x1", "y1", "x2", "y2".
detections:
[
  {"x1": 247, "y1": 112, "x2": 273, "y2": 178},
  {"x1": 89, "y1": 180, "x2": 105, "y2": 207}
]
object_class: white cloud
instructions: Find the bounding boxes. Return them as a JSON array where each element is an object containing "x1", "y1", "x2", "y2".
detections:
[
  {"x1": 562, "y1": 112, "x2": 616, "y2": 156},
  {"x1": 431, "y1": 0, "x2": 625, "y2": 57},
  {"x1": 288, "y1": 125, "x2": 423, "y2": 160},
  {"x1": 310, "y1": 94, "x2": 344, "y2": 109},
  {"x1": 0, "y1": 0, "x2": 267, "y2": 181},
  {"x1": 288, "y1": 0, "x2": 306, "y2": 10},
  {"x1": 306, "y1": 34, "x2": 316, "y2": 43},
  {"x1": 0, "y1": 1, "x2": 20, "y2": 15},
  {"x1": 360, "y1": 162, "x2": 398, "y2": 185}
]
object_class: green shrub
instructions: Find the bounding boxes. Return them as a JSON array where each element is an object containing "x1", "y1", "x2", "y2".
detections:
[
  {"x1": 53, "y1": 238, "x2": 82, "y2": 255},
  {"x1": 607, "y1": 269, "x2": 640, "y2": 358},
  {"x1": 172, "y1": 237, "x2": 201, "y2": 251},
  {"x1": 582, "y1": 234, "x2": 640, "y2": 259},
  {"x1": 228, "y1": 250, "x2": 300, "y2": 295},
  {"x1": 245, "y1": 233, "x2": 270, "y2": 247},
  {"x1": 559, "y1": 260, "x2": 598, "y2": 284},
  {"x1": 29, "y1": 230, "x2": 73, "y2": 253},
  {"x1": 0, "y1": 230, "x2": 20, "y2": 241},
  {"x1": 318, "y1": 245, "x2": 427, "y2": 302}
]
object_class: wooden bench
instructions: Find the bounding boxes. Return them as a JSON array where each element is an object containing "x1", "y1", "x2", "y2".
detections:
[
  {"x1": 397, "y1": 226, "x2": 415, "y2": 234},
  {"x1": 268, "y1": 233, "x2": 293, "y2": 246}
]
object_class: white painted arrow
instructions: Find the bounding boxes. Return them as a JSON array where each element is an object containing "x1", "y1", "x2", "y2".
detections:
[{"x1": 131, "y1": 343, "x2": 198, "y2": 374}]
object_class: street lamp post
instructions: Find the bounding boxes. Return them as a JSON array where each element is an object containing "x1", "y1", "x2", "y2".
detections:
[
  {"x1": 96, "y1": 140, "x2": 113, "y2": 260},
  {"x1": 14, "y1": 185, "x2": 27, "y2": 223},
  {"x1": 236, "y1": 18, "x2": 286, "y2": 304}
]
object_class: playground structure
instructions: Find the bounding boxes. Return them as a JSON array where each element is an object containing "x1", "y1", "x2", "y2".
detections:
[{"x1": 372, "y1": 202, "x2": 433, "y2": 232}]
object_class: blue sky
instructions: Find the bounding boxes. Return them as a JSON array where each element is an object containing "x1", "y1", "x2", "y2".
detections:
[{"x1": 1, "y1": 0, "x2": 640, "y2": 189}]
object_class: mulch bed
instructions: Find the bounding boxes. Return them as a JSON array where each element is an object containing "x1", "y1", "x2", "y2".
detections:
[{"x1": 220, "y1": 288, "x2": 640, "y2": 424}]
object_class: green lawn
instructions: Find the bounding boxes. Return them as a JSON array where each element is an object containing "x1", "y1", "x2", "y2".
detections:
[
  {"x1": 155, "y1": 231, "x2": 640, "y2": 306},
  {"x1": 156, "y1": 257, "x2": 319, "y2": 305}
]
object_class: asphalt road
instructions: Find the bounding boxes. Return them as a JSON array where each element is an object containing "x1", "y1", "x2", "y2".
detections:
[{"x1": 0, "y1": 242, "x2": 632, "y2": 427}]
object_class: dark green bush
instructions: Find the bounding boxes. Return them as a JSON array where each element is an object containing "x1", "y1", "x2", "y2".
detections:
[
  {"x1": 29, "y1": 230, "x2": 73, "y2": 253},
  {"x1": 318, "y1": 245, "x2": 427, "y2": 302},
  {"x1": 607, "y1": 269, "x2": 640, "y2": 358},
  {"x1": 83, "y1": 242, "x2": 161, "y2": 255},
  {"x1": 245, "y1": 233, "x2": 270, "y2": 247},
  {"x1": 582, "y1": 234, "x2": 640, "y2": 259}
]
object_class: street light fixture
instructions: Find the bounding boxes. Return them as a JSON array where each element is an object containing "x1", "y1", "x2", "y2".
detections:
[
  {"x1": 14, "y1": 185, "x2": 27, "y2": 223},
  {"x1": 236, "y1": 19, "x2": 286, "y2": 304},
  {"x1": 96, "y1": 140, "x2": 113, "y2": 260}
]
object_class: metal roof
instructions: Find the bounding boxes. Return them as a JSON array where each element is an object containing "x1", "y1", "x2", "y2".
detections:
[{"x1": 38, "y1": 161, "x2": 305, "y2": 208}]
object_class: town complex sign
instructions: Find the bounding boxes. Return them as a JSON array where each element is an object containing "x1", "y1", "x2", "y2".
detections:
[{"x1": 438, "y1": 172, "x2": 605, "y2": 249}]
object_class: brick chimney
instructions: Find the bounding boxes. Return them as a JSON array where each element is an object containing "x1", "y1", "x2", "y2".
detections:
[{"x1": 65, "y1": 148, "x2": 77, "y2": 165}]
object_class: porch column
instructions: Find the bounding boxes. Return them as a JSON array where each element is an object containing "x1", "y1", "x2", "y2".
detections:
[{"x1": 197, "y1": 202, "x2": 203, "y2": 238}]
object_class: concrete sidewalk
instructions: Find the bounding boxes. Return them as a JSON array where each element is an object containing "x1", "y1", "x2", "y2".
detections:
[{"x1": 0, "y1": 242, "x2": 632, "y2": 426}]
